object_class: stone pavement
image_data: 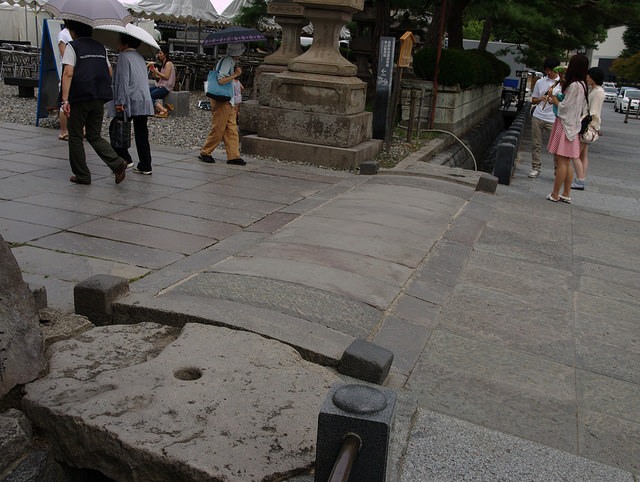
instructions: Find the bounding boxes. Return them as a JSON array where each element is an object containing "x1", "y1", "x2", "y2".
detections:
[{"x1": 0, "y1": 105, "x2": 638, "y2": 480}]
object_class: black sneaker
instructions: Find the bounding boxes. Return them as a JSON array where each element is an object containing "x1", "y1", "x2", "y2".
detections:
[
  {"x1": 199, "y1": 153, "x2": 215, "y2": 163},
  {"x1": 227, "y1": 158, "x2": 246, "y2": 166}
]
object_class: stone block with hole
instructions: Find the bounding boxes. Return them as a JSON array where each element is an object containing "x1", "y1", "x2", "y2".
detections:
[
  {"x1": 163, "y1": 91, "x2": 189, "y2": 117},
  {"x1": 74, "y1": 275, "x2": 129, "y2": 326},
  {"x1": 23, "y1": 323, "x2": 341, "y2": 481},
  {"x1": 337, "y1": 339, "x2": 394, "y2": 384}
]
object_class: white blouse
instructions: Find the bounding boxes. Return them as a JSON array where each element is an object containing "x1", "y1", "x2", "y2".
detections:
[
  {"x1": 586, "y1": 85, "x2": 605, "y2": 131},
  {"x1": 557, "y1": 81, "x2": 587, "y2": 141}
]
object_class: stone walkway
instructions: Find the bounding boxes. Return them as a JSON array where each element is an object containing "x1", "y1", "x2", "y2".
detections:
[{"x1": 1, "y1": 104, "x2": 638, "y2": 480}]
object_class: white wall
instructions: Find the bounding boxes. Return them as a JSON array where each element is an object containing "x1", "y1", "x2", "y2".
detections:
[{"x1": 589, "y1": 26, "x2": 625, "y2": 66}]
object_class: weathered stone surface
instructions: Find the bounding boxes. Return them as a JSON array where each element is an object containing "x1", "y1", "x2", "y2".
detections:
[
  {"x1": 288, "y1": 9, "x2": 358, "y2": 76},
  {"x1": 4, "y1": 448, "x2": 66, "y2": 482},
  {"x1": 266, "y1": 72, "x2": 367, "y2": 115},
  {"x1": 257, "y1": 106, "x2": 372, "y2": 148},
  {"x1": 38, "y1": 307, "x2": 94, "y2": 351},
  {"x1": 241, "y1": 134, "x2": 382, "y2": 170},
  {"x1": 0, "y1": 409, "x2": 32, "y2": 477},
  {"x1": 24, "y1": 323, "x2": 340, "y2": 481},
  {"x1": 0, "y1": 235, "x2": 45, "y2": 398}
]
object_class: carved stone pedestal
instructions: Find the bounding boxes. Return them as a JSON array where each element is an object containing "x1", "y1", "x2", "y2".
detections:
[{"x1": 239, "y1": 0, "x2": 382, "y2": 169}]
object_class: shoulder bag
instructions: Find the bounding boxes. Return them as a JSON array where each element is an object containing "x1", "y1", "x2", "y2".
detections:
[
  {"x1": 206, "y1": 59, "x2": 233, "y2": 102},
  {"x1": 579, "y1": 83, "x2": 600, "y2": 143},
  {"x1": 579, "y1": 82, "x2": 592, "y2": 135}
]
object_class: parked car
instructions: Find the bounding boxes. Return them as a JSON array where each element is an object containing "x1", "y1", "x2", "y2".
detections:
[
  {"x1": 614, "y1": 87, "x2": 640, "y2": 112},
  {"x1": 603, "y1": 81, "x2": 616, "y2": 89},
  {"x1": 621, "y1": 90, "x2": 640, "y2": 113},
  {"x1": 604, "y1": 86, "x2": 617, "y2": 102}
]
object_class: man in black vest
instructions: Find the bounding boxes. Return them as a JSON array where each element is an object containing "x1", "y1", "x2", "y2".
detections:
[{"x1": 61, "y1": 20, "x2": 127, "y2": 185}]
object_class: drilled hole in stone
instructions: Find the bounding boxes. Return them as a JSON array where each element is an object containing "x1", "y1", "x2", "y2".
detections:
[{"x1": 173, "y1": 367, "x2": 202, "y2": 381}]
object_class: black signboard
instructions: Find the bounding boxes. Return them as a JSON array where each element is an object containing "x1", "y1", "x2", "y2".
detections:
[{"x1": 372, "y1": 37, "x2": 395, "y2": 140}]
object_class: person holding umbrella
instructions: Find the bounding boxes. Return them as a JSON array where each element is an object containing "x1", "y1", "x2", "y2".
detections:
[
  {"x1": 60, "y1": 20, "x2": 127, "y2": 185},
  {"x1": 108, "y1": 33, "x2": 155, "y2": 175},
  {"x1": 199, "y1": 42, "x2": 246, "y2": 166}
]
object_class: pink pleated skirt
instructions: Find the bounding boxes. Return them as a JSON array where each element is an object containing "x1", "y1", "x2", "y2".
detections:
[{"x1": 547, "y1": 118, "x2": 580, "y2": 158}]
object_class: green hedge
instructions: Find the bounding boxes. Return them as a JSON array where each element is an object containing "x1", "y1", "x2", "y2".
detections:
[{"x1": 413, "y1": 47, "x2": 510, "y2": 88}]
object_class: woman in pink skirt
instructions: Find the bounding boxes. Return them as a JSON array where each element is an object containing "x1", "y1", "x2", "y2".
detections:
[{"x1": 546, "y1": 54, "x2": 589, "y2": 203}]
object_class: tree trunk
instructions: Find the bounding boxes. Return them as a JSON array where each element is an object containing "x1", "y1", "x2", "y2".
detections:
[
  {"x1": 447, "y1": 0, "x2": 471, "y2": 49},
  {"x1": 478, "y1": 16, "x2": 493, "y2": 50},
  {"x1": 425, "y1": 0, "x2": 446, "y2": 48}
]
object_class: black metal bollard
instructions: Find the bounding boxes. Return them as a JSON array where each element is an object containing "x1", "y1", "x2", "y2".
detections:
[
  {"x1": 494, "y1": 142, "x2": 516, "y2": 185},
  {"x1": 315, "y1": 383, "x2": 396, "y2": 482}
]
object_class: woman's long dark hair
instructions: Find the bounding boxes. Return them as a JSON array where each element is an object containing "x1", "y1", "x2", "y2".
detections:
[
  {"x1": 562, "y1": 54, "x2": 589, "y2": 93},
  {"x1": 159, "y1": 44, "x2": 170, "y2": 67}
]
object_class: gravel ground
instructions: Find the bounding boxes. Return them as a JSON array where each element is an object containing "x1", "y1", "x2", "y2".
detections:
[{"x1": 0, "y1": 83, "x2": 423, "y2": 171}]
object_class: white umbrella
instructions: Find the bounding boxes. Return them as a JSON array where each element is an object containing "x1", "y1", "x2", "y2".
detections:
[
  {"x1": 93, "y1": 23, "x2": 160, "y2": 58},
  {"x1": 43, "y1": 0, "x2": 132, "y2": 27}
]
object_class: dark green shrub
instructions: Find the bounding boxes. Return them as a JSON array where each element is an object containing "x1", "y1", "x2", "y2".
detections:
[{"x1": 413, "y1": 47, "x2": 510, "y2": 88}]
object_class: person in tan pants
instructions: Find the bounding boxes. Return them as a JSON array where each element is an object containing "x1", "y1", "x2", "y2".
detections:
[
  {"x1": 529, "y1": 57, "x2": 560, "y2": 178},
  {"x1": 199, "y1": 43, "x2": 246, "y2": 166}
]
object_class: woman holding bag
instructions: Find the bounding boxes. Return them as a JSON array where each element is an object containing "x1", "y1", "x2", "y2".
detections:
[
  {"x1": 546, "y1": 54, "x2": 589, "y2": 203},
  {"x1": 199, "y1": 42, "x2": 246, "y2": 166},
  {"x1": 108, "y1": 33, "x2": 155, "y2": 175},
  {"x1": 571, "y1": 67, "x2": 605, "y2": 190}
]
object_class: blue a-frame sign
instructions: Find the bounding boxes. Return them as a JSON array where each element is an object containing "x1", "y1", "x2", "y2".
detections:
[{"x1": 36, "y1": 18, "x2": 64, "y2": 126}]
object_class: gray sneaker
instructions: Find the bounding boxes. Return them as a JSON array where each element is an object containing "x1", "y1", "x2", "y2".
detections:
[
  {"x1": 528, "y1": 169, "x2": 540, "y2": 178},
  {"x1": 571, "y1": 179, "x2": 585, "y2": 190}
]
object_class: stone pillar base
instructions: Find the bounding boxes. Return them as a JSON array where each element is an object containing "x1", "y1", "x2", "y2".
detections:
[
  {"x1": 262, "y1": 71, "x2": 366, "y2": 115},
  {"x1": 256, "y1": 105, "x2": 372, "y2": 148},
  {"x1": 251, "y1": 64, "x2": 289, "y2": 99},
  {"x1": 241, "y1": 135, "x2": 382, "y2": 170}
]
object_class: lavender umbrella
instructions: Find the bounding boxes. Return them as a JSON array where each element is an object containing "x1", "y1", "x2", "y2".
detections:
[
  {"x1": 43, "y1": 0, "x2": 132, "y2": 27},
  {"x1": 202, "y1": 26, "x2": 265, "y2": 47}
]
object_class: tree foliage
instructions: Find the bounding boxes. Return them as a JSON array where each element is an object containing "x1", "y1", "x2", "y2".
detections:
[
  {"x1": 392, "y1": 0, "x2": 640, "y2": 69},
  {"x1": 234, "y1": 0, "x2": 268, "y2": 28},
  {"x1": 621, "y1": 24, "x2": 640, "y2": 58},
  {"x1": 611, "y1": 52, "x2": 640, "y2": 82}
]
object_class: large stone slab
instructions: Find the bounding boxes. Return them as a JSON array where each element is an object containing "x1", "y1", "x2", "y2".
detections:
[
  {"x1": 403, "y1": 409, "x2": 633, "y2": 481},
  {"x1": 0, "y1": 235, "x2": 44, "y2": 397},
  {"x1": 577, "y1": 370, "x2": 640, "y2": 474},
  {"x1": 69, "y1": 218, "x2": 215, "y2": 255},
  {"x1": 171, "y1": 272, "x2": 381, "y2": 338},
  {"x1": 407, "y1": 329, "x2": 579, "y2": 454},
  {"x1": 438, "y1": 283, "x2": 575, "y2": 365},
  {"x1": 24, "y1": 323, "x2": 340, "y2": 481}
]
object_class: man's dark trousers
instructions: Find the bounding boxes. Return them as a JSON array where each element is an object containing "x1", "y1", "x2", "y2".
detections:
[{"x1": 68, "y1": 99, "x2": 123, "y2": 183}]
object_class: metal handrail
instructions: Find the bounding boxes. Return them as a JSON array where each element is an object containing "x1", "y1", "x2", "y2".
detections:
[{"x1": 327, "y1": 433, "x2": 362, "y2": 482}]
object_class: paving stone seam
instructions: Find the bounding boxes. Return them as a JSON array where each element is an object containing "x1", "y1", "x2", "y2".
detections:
[{"x1": 374, "y1": 197, "x2": 485, "y2": 379}]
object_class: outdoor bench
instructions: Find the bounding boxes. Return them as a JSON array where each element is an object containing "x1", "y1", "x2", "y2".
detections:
[{"x1": 3, "y1": 76, "x2": 39, "y2": 97}]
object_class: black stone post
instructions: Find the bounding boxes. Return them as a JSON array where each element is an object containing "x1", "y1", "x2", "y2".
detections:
[
  {"x1": 372, "y1": 37, "x2": 395, "y2": 140},
  {"x1": 315, "y1": 383, "x2": 396, "y2": 482}
]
